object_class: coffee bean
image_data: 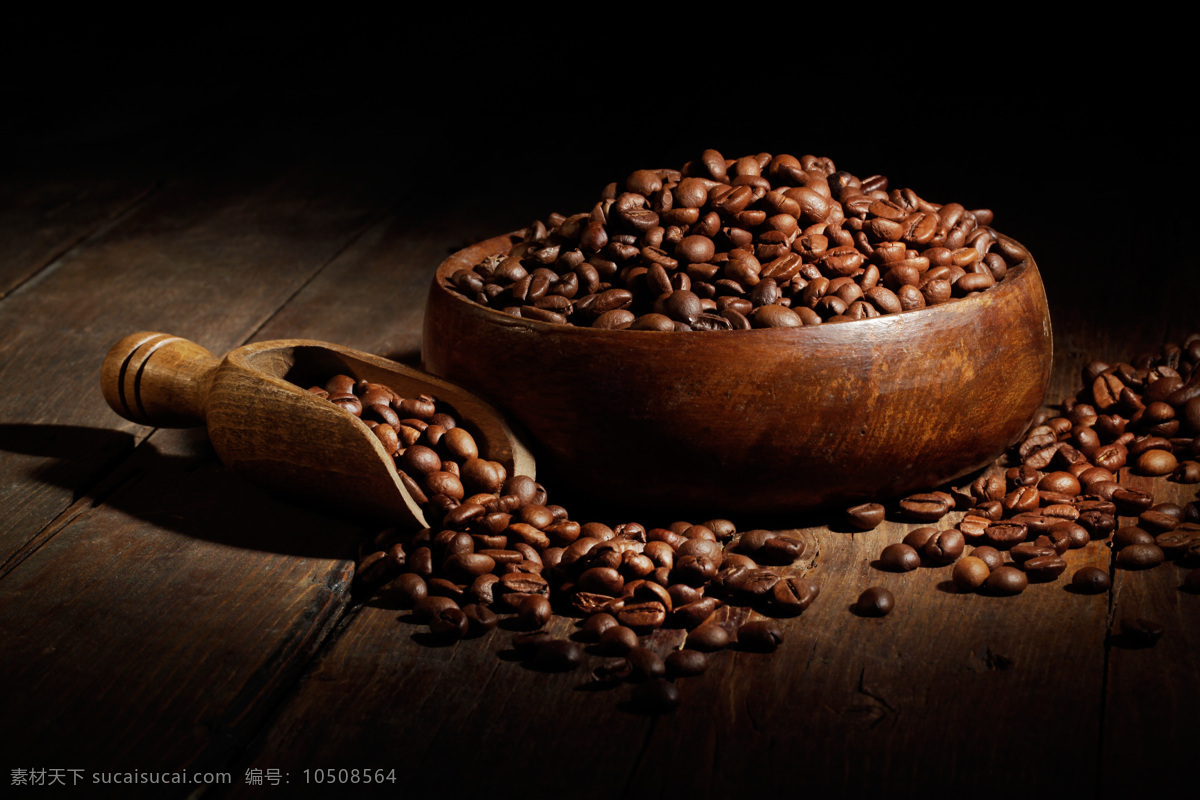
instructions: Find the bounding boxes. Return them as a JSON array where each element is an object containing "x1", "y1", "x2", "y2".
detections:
[
  {"x1": 923, "y1": 529, "x2": 965, "y2": 565},
  {"x1": 903, "y1": 527, "x2": 940, "y2": 550},
  {"x1": 899, "y1": 493, "x2": 952, "y2": 522},
  {"x1": 878, "y1": 543, "x2": 920, "y2": 572},
  {"x1": 1115, "y1": 544, "x2": 1164, "y2": 570},
  {"x1": 1023, "y1": 555, "x2": 1068, "y2": 581},
  {"x1": 1071, "y1": 566, "x2": 1111, "y2": 593},
  {"x1": 738, "y1": 620, "x2": 784, "y2": 652},
  {"x1": 462, "y1": 603, "x2": 499, "y2": 636},
  {"x1": 517, "y1": 595, "x2": 553, "y2": 629},
  {"x1": 626, "y1": 647, "x2": 667, "y2": 680},
  {"x1": 846, "y1": 502, "x2": 886, "y2": 530},
  {"x1": 854, "y1": 587, "x2": 895, "y2": 617},
  {"x1": 771, "y1": 576, "x2": 819, "y2": 615},
  {"x1": 686, "y1": 623, "x2": 732, "y2": 652},
  {"x1": 665, "y1": 649, "x2": 709, "y2": 678},
  {"x1": 970, "y1": 546, "x2": 1004, "y2": 571},
  {"x1": 531, "y1": 639, "x2": 584, "y2": 672},
  {"x1": 952, "y1": 557, "x2": 990, "y2": 592},
  {"x1": 985, "y1": 566, "x2": 1028, "y2": 596}
]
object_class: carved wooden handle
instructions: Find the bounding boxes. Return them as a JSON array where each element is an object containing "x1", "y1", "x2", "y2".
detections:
[{"x1": 101, "y1": 332, "x2": 222, "y2": 427}]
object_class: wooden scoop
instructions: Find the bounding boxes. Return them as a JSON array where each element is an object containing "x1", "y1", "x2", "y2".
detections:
[{"x1": 101, "y1": 332, "x2": 535, "y2": 529}]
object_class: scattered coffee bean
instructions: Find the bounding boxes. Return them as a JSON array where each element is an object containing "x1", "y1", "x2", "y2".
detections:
[
  {"x1": 846, "y1": 502, "x2": 886, "y2": 530},
  {"x1": 1115, "y1": 544, "x2": 1165, "y2": 570},
  {"x1": 854, "y1": 587, "x2": 895, "y2": 617},
  {"x1": 878, "y1": 543, "x2": 920, "y2": 572},
  {"x1": 665, "y1": 649, "x2": 709, "y2": 678},
  {"x1": 686, "y1": 623, "x2": 732, "y2": 652},
  {"x1": 952, "y1": 557, "x2": 990, "y2": 592},
  {"x1": 531, "y1": 639, "x2": 584, "y2": 672},
  {"x1": 1071, "y1": 566, "x2": 1111, "y2": 594},
  {"x1": 738, "y1": 620, "x2": 784, "y2": 652},
  {"x1": 985, "y1": 566, "x2": 1028, "y2": 596}
]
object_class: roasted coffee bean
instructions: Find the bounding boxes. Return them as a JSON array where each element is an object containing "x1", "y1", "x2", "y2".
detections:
[
  {"x1": 617, "y1": 600, "x2": 667, "y2": 632},
  {"x1": 1112, "y1": 488, "x2": 1154, "y2": 515},
  {"x1": 412, "y1": 595, "x2": 460, "y2": 624},
  {"x1": 626, "y1": 647, "x2": 667, "y2": 680},
  {"x1": 970, "y1": 546, "x2": 1004, "y2": 572},
  {"x1": 958, "y1": 515, "x2": 992, "y2": 539},
  {"x1": 673, "y1": 597, "x2": 722, "y2": 629},
  {"x1": 771, "y1": 576, "x2": 819, "y2": 615},
  {"x1": 1010, "y1": 543, "x2": 1056, "y2": 564},
  {"x1": 899, "y1": 493, "x2": 952, "y2": 522},
  {"x1": 517, "y1": 595, "x2": 553, "y2": 628},
  {"x1": 923, "y1": 529, "x2": 965, "y2": 565},
  {"x1": 846, "y1": 502, "x2": 886, "y2": 530},
  {"x1": 1138, "y1": 509, "x2": 1180, "y2": 534},
  {"x1": 854, "y1": 587, "x2": 895, "y2": 617},
  {"x1": 1156, "y1": 524, "x2": 1200, "y2": 559},
  {"x1": 985, "y1": 522, "x2": 1028, "y2": 548},
  {"x1": 952, "y1": 557, "x2": 990, "y2": 592},
  {"x1": 1115, "y1": 544, "x2": 1164, "y2": 570},
  {"x1": 686, "y1": 623, "x2": 732, "y2": 652},
  {"x1": 1113, "y1": 526, "x2": 1155, "y2": 550},
  {"x1": 462, "y1": 603, "x2": 499, "y2": 636},
  {"x1": 738, "y1": 619, "x2": 785, "y2": 652},
  {"x1": 428, "y1": 606, "x2": 469, "y2": 640},
  {"x1": 665, "y1": 649, "x2": 709, "y2": 678},
  {"x1": 878, "y1": 543, "x2": 921, "y2": 572},
  {"x1": 903, "y1": 527, "x2": 940, "y2": 550},
  {"x1": 985, "y1": 566, "x2": 1028, "y2": 596},
  {"x1": 1136, "y1": 449, "x2": 1178, "y2": 476},
  {"x1": 596, "y1": 625, "x2": 640, "y2": 655},
  {"x1": 1078, "y1": 510, "x2": 1117, "y2": 539},
  {"x1": 1023, "y1": 555, "x2": 1068, "y2": 581},
  {"x1": 582, "y1": 612, "x2": 619, "y2": 641},
  {"x1": 391, "y1": 572, "x2": 429, "y2": 607},
  {"x1": 511, "y1": 631, "x2": 555, "y2": 657},
  {"x1": 531, "y1": 639, "x2": 584, "y2": 672},
  {"x1": 1071, "y1": 566, "x2": 1111, "y2": 593}
]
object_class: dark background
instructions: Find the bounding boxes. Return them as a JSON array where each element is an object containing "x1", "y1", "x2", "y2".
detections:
[{"x1": 4, "y1": 24, "x2": 1194, "y2": 346}]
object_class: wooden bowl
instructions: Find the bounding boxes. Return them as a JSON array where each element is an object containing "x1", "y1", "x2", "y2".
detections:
[{"x1": 423, "y1": 233, "x2": 1052, "y2": 515}]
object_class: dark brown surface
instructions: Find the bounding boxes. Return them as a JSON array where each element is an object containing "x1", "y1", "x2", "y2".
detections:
[{"x1": 1, "y1": 42, "x2": 1197, "y2": 799}]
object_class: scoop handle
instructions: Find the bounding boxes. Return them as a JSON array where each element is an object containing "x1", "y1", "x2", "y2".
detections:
[{"x1": 101, "y1": 332, "x2": 221, "y2": 427}]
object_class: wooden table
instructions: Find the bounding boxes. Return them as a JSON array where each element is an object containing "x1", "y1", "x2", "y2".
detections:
[{"x1": 1, "y1": 50, "x2": 1197, "y2": 798}]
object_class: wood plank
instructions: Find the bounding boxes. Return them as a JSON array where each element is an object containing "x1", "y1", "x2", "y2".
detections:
[
  {"x1": 0, "y1": 146, "x2": 388, "y2": 566},
  {"x1": 1101, "y1": 471, "x2": 1200, "y2": 796},
  {"x1": 0, "y1": 426, "x2": 362, "y2": 791},
  {"x1": 0, "y1": 164, "x2": 154, "y2": 297}
]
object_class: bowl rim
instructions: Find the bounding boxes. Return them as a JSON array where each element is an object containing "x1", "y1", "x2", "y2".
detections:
[{"x1": 432, "y1": 231, "x2": 1042, "y2": 341}]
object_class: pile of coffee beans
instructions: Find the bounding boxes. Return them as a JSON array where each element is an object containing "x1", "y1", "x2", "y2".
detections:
[
  {"x1": 855, "y1": 333, "x2": 1200, "y2": 611},
  {"x1": 444, "y1": 149, "x2": 1030, "y2": 330},
  {"x1": 309, "y1": 376, "x2": 818, "y2": 713}
]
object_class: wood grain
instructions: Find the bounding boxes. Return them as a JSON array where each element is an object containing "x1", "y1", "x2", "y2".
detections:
[{"x1": 0, "y1": 149, "x2": 383, "y2": 564}]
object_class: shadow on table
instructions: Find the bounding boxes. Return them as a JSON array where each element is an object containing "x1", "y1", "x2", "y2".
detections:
[{"x1": 0, "y1": 423, "x2": 367, "y2": 560}]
